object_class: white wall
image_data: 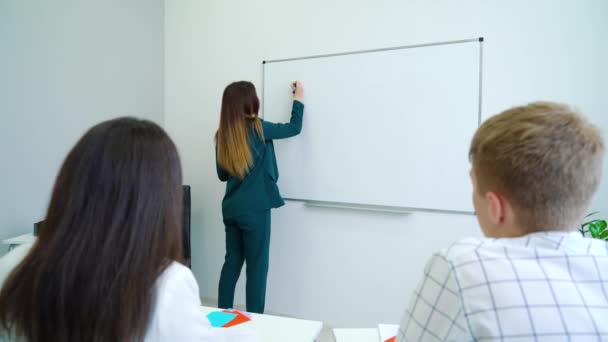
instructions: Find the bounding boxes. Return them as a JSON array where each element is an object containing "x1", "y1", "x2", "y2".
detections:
[
  {"x1": 165, "y1": 0, "x2": 608, "y2": 327},
  {"x1": 0, "y1": 0, "x2": 164, "y2": 247}
]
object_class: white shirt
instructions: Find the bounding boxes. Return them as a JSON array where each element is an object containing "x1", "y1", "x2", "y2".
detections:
[
  {"x1": 397, "y1": 231, "x2": 608, "y2": 341},
  {"x1": 0, "y1": 244, "x2": 254, "y2": 341},
  {"x1": 146, "y1": 262, "x2": 257, "y2": 341},
  {"x1": 0, "y1": 243, "x2": 34, "y2": 289}
]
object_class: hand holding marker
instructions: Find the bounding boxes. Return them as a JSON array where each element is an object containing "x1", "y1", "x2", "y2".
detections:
[{"x1": 292, "y1": 80, "x2": 304, "y2": 101}]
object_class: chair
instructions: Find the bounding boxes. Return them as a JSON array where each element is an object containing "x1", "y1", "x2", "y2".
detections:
[{"x1": 182, "y1": 185, "x2": 191, "y2": 268}]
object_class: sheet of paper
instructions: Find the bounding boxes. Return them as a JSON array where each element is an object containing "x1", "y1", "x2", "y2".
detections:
[
  {"x1": 207, "y1": 311, "x2": 237, "y2": 327},
  {"x1": 231, "y1": 309, "x2": 252, "y2": 318},
  {"x1": 223, "y1": 311, "x2": 251, "y2": 328},
  {"x1": 378, "y1": 324, "x2": 399, "y2": 342}
]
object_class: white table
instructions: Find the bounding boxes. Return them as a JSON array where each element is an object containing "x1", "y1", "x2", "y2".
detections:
[
  {"x1": 333, "y1": 328, "x2": 380, "y2": 342},
  {"x1": 2, "y1": 233, "x2": 36, "y2": 251},
  {"x1": 201, "y1": 306, "x2": 322, "y2": 342}
]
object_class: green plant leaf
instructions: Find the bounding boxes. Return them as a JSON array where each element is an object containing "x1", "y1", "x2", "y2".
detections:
[
  {"x1": 589, "y1": 221, "x2": 602, "y2": 238},
  {"x1": 583, "y1": 219, "x2": 605, "y2": 227},
  {"x1": 582, "y1": 214, "x2": 606, "y2": 240}
]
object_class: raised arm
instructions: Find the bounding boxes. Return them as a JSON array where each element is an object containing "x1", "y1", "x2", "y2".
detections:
[
  {"x1": 262, "y1": 100, "x2": 304, "y2": 140},
  {"x1": 262, "y1": 80, "x2": 305, "y2": 140}
]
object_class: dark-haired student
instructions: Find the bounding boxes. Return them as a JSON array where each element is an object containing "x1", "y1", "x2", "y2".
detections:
[{"x1": 0, "y1": 118, "x2": 250, "y2": 341}]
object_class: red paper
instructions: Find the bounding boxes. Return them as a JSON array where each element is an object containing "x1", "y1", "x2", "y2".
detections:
[
  {"x1": 385, "y1": 337, "x2": 396, "y2": 342},
  {"x1": 221, "y1": 309, "x2": 252, "y2": 328}
]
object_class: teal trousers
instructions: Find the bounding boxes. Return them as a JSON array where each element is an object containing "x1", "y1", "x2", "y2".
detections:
[{"x1": 218, "y1": 210, "x2": 271, "y2": 313}]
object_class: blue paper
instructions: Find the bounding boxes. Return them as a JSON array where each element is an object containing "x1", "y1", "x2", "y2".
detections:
[{"x1": 207, "y1": 311, "x2": 237, "y2": 327}]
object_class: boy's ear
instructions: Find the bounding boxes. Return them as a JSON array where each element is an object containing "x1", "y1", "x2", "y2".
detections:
[{"x1": 486, "y1": 191, "x2": 506, "y2": 225}]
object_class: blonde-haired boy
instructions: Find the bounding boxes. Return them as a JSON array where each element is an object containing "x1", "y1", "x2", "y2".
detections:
[{"x1": 397, "y1": 102, "x2": 606, "y2": 341}]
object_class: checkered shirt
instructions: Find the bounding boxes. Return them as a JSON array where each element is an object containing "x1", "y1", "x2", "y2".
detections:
[{"x1": 397, "y1": 231, "x2": 608, "y2": 341}]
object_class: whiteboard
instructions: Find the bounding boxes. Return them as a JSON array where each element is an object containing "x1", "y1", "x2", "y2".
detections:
[{"x1": 263, "y1": 40, "x2": 481, "y2": 213}]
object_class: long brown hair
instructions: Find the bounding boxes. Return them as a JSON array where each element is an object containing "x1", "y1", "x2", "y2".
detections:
[
  {"x1": 216, "y1": 81, "x2": 264, "y2": 179},
  {"x1": 0, "y1": 118, "x2": 183, "y2": 342}
]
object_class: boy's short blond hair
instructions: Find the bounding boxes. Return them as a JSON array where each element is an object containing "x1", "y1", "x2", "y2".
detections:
[{"x1": 470, "y1": 102, "x2": 604, "y2": 231}]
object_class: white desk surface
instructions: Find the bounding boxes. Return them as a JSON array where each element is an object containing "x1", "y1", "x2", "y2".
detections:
[
  {"x1": 2, "y1": 233, "x2": 36, "y2": 245},
  {"x1": 201, "y1": 306, "x2": 322, "y2": 342},
  {"x1": 333, "y1": 328, "x2": 380, "y2": 342}
]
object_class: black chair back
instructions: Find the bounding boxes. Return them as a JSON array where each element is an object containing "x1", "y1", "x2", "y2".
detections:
[{"x1": 182, "y1": 185, "x2": 192, "y2": 268}]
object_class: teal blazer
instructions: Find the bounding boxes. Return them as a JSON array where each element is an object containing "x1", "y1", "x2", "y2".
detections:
[{"x1": 217, "y1": 100, "x2": 304, "y2": 219}]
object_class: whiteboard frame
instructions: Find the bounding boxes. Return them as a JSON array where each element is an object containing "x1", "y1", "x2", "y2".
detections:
[{"x1": 261, "y1": 37, "x2": 484, "y2": 215}]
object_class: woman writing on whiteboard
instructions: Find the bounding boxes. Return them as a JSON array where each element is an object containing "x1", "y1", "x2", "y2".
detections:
[{"x1": 216, "y1": 80, "x2": 304, "y2": 313}]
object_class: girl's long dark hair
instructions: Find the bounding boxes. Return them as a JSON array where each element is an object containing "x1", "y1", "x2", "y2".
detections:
[
  {"x1": 216, "y1": 81, "x2": 265, "y2": 179},
  {"x1": 0, "y1": 117, "x2": 183, "y2": 342}
]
